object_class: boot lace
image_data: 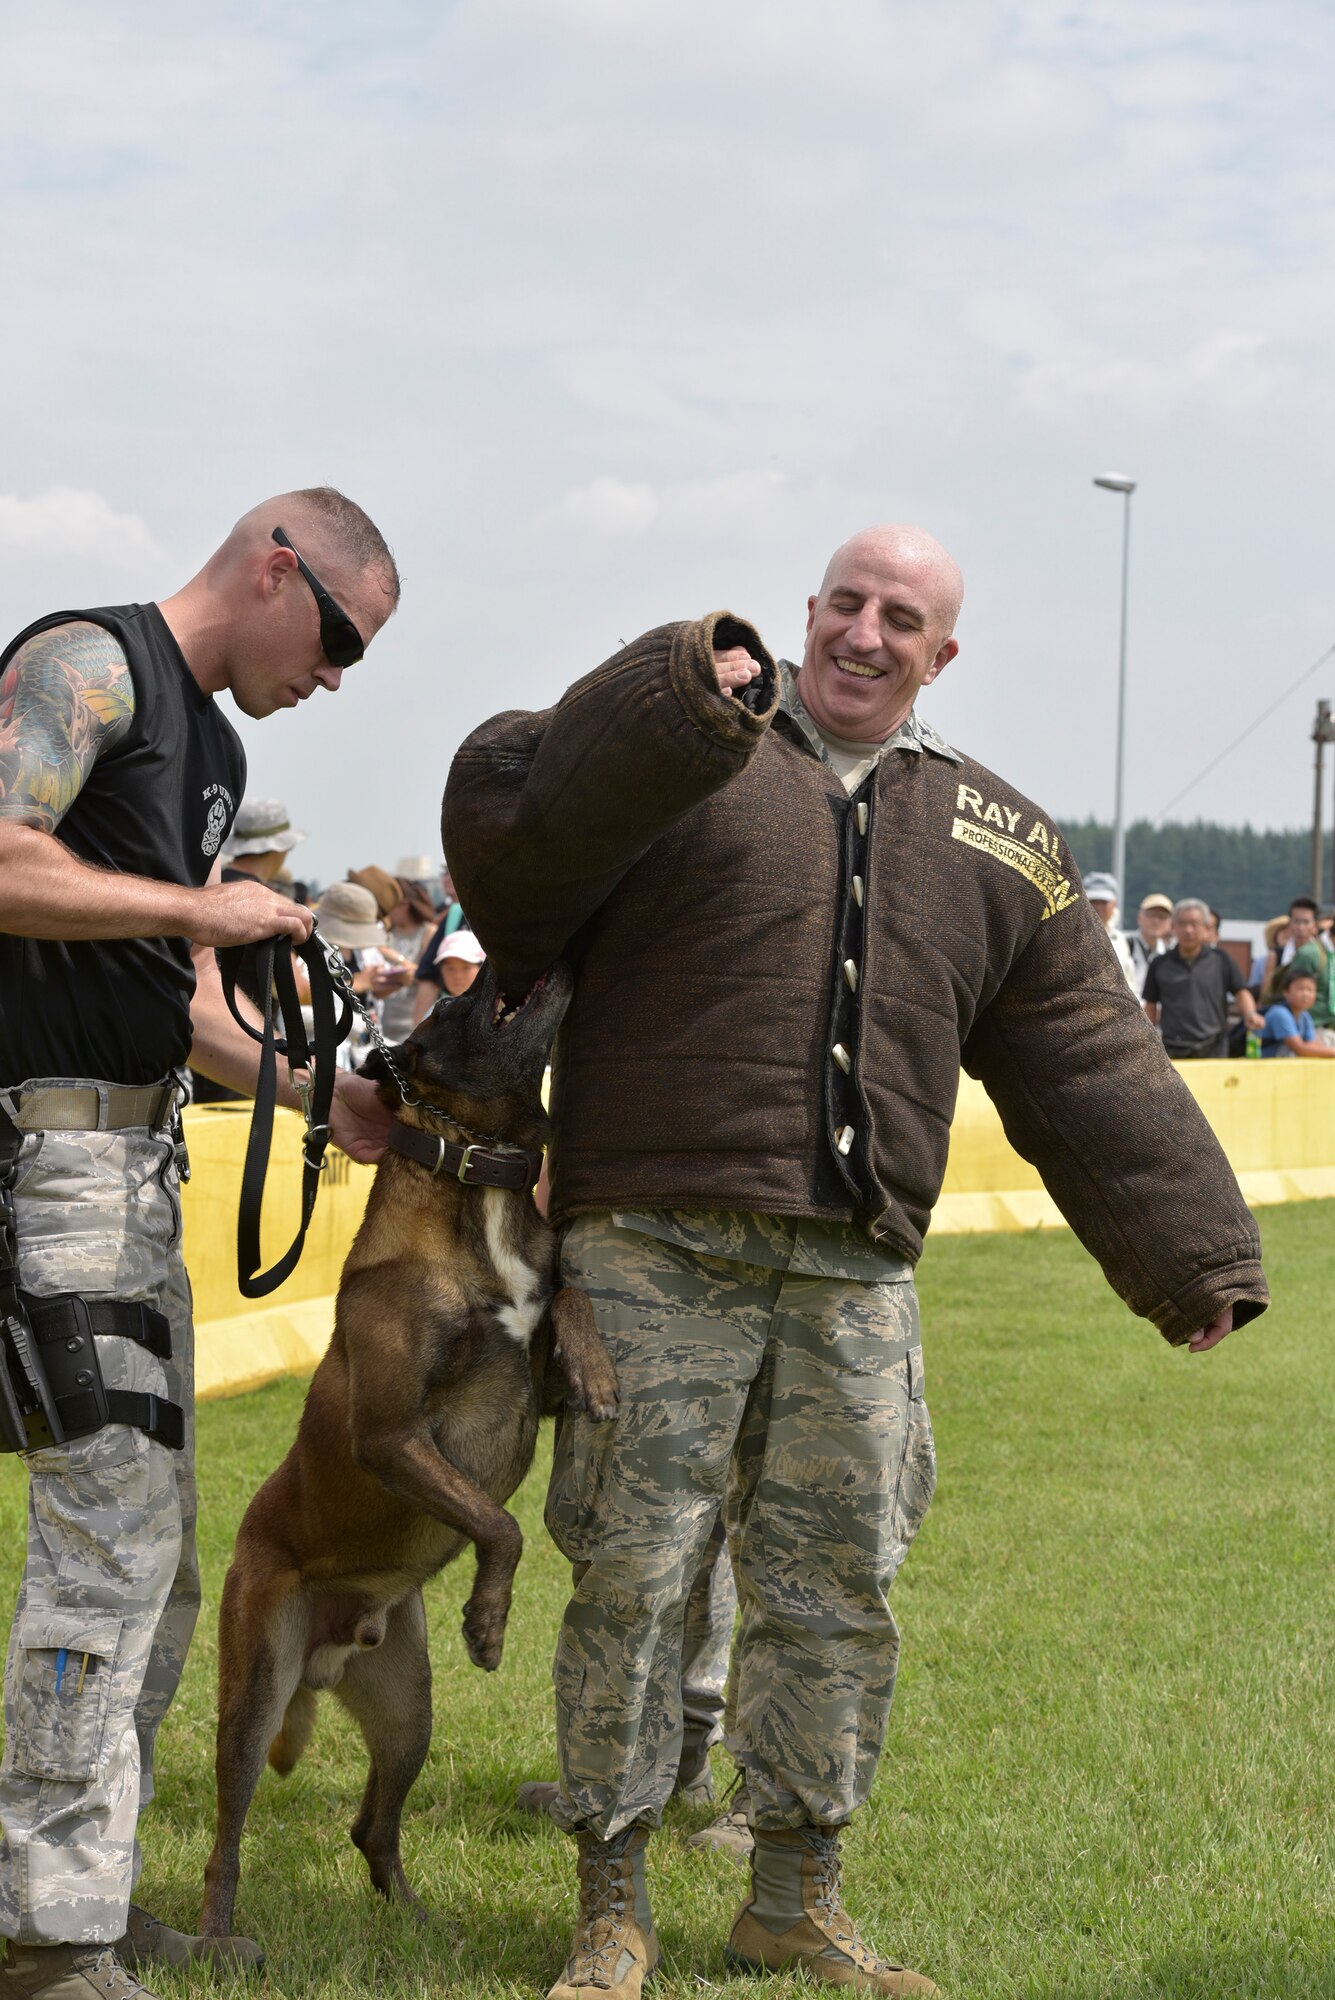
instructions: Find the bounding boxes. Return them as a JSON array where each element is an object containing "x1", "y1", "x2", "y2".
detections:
[
  {"x1": 84, "y1": 1949, "x2": 148, "y2": 2000},
  {"x1": 568, "y1": 1839, "x2": 639, "y2": 1987},
  {"x1": 801, "y1": 1829, "x2": 893, "y2": 1975}
]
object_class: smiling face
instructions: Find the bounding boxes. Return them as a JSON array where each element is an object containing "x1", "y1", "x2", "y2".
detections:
[{"x1": 795, "y1": 526, "x2": 962, "y2": 742}]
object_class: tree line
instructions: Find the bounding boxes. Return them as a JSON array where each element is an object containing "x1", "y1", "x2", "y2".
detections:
[{"x1": 1060, "y1": 819, "x2": 1330, "y2": 921}]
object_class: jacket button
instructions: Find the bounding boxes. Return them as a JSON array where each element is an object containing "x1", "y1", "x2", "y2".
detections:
[
  {"x1": 832, "y1": 1043, "x2": 852, "y2": 1073},
  {"x1": 842, "y1": 959, "x2": 858, "y2": 991},
  {"x1": 856, "y1": 802, "x2": 869, "y2": 836},
  {"x1": 852, "y1": 874, "x2": 864, "y2": 906},
  {"x1": 836, "y1": 1125, "x2": 855, "y2": 1155}
]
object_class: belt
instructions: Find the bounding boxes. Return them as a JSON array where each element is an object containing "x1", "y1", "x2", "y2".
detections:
[{"x1": 2, "y1": 1080, "x2": 179, "y2": 1134}]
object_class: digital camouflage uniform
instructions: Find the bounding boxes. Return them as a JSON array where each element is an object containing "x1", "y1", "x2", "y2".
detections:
[
  {"x1": 679, "y1": 1516, "x2": 733, "y2": 1755},
  {"x1": 0, "y1": 1091, "x2": 196, "y2": 1946},
  {"x1": 546, "y1": 1212, "x2": 934, "y2": 1839}
]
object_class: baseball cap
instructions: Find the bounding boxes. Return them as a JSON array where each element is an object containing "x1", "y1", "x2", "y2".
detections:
[
  {"x1": 223, "y1": 797, "x2": 306, "y2": 858},
  {"x1": 1139, "y1": 892, "x2": 1173, "y2": 914},
  {"x1": 313, "y1": 881, "x2": 387, "y2": 952},
  {"x1": 435, "y1": 929, "x2": 486, "y2": 967},
  {"x1": 1083, "y1": 871, "x2": 1119, "y2": 902}
]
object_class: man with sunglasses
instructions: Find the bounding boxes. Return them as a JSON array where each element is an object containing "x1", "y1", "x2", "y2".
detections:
[{"x1": 0, "y1": 488, "x2": 398, "y2": 2000}]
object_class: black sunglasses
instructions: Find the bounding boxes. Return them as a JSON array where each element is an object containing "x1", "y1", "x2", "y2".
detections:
[{"x1": 272, "y1": 527, "x2": 366, "y2": 669}]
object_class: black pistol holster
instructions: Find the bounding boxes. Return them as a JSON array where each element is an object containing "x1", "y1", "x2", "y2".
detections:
[{"x1": 0, "y1": 1105, "x2": 184, "y2": 1454}]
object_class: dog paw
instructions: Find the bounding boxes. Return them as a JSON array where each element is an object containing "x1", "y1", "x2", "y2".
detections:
[
  {"x1": 564, "y1": 1350, "x2": 620, "y2": 1421},
  {"x1": 571, "y1": 1372, "x2": 620, "y2": 1422},
  {"x1": 462, "y1": 1599, "x2": 507, "y2": 1673}
]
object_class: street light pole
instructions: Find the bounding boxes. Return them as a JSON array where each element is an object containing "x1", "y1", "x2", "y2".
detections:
[{"x1": 1093, "y1": 475, "x2": 1136, "y2": 903}]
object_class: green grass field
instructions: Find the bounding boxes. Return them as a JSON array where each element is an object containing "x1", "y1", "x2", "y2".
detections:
[{"x1": 2, "y1": 1203, "x2": 1333, "y2": 2000}]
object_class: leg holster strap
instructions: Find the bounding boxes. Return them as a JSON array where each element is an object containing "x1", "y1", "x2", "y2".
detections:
[
  {"x1": 24, "y1": 1293, "x2": 172, "y2": 1361},
  {"x1": 1, "y1": 1292, "x2": 183, "y2": 1455}
]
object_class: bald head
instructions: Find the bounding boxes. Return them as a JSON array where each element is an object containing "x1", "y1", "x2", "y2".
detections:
[
  {"x1": 817, "y1": 525, "x2": 963, "y2": 638},
  {"x1": 798, "y1": 522, "x2": 963, "y2": 742}
]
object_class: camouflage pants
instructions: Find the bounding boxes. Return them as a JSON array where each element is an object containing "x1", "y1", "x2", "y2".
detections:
[
  {"x1": 547, "y1": 1216, "x2": 935, "y2": 1839},
  {"x1": 0, "y1": 1095, "x2": 197, "y2": 1946},
  {"x1": 680, "y1": 1514, "x2": 735, "y2": 1747}
]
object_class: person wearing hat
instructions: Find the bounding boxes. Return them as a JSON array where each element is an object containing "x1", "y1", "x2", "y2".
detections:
[
  {"x1": 0, "y1": 486, "x2": 400, "y2": 2000},
  {"x1": 309, "y1": 881, "x2": 414, "y2": 1069},
  {"x1": 347, "y1": 867, "x2": 437, "y2": 1040},
  {"x1": 1128, "y1": 891, "x2": 1173, "y2": 998},
  {"x1": 411, "y1": 903, "x2": 478, "y2": 1025},
  {"x1": 220, "y1": 797, "x2": 306, "y2": 884},
  {"x1": 433, "y1": 926, "x2": 485, "y2": 997},
  {"x1": 1082, "y1": 871, "x2": 1134, "y2": 988}
]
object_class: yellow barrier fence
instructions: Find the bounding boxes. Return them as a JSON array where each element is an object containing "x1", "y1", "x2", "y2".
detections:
[
  {"x1": 184, "y1": 1061, "x2": 1335, "y2": 1401},
  {"x1": 182, "y1": 1106, "x2": 375, "y2": 1402}
]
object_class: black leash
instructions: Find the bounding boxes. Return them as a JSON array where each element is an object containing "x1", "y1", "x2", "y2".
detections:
[{"x1": 219, "y1": 928, "x2": 355, "y2": 1299}]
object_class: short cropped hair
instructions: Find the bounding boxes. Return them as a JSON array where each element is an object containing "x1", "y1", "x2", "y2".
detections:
[
  {"x1": 1172, "y1": 898, "x2": 1210, "y2": 921},
  {"x1": 296, "y1": 486, "x2": 401, "y2": 608},
  {"x1": 1281, "y1": 960, "x2": 1318, "y2": 994},
  {"x1": 1289, "y1": 895, "x2": 1319, "y2": 918}
]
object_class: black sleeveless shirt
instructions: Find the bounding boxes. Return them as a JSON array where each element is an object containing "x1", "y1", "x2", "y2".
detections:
[{"x1": 0, "y1": 604, "x2": 246, "y2": 1086}]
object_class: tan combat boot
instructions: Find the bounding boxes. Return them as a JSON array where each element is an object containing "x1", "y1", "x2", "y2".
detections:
[
  {"x1": 1, "y1": 1941, "x2": 155, "y2": 2000},
  {"x1": 726, "y1": 1826, "x2": 939, "y2": 1997},
  {"x1": 548, "y1": 1826, "x2": 659, "y2": 2000},
  {"x1": 685, "y1": 1773, "x2": 753, "y2": 1861},
  {"x1": 116, "y1": 1905, "x2": 264, "y2": 1974}
]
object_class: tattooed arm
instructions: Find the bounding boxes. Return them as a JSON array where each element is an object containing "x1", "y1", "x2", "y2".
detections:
[{"x1": 0, "y1": 621, "x2": 308, "y2": 947}]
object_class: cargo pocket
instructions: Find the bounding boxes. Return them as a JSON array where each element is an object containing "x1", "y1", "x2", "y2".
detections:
[{"x1": 4, "y1": 1608, "x2": 124, "y2": 1782}]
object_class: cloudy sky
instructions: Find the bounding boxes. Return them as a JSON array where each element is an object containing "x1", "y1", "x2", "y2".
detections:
[{"x1": 3, "y1": 1, "x2": 1332, "y2": 886}]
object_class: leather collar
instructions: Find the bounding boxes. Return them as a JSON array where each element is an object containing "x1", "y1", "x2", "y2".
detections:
[{"x1": 387, "y1": 1119, "x2": 542, "y2": 1191}]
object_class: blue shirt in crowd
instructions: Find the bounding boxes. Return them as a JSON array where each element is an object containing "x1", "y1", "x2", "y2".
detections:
[{"x1": 1261, "y1": 1001, "x2": 1316, "y2": 1056}]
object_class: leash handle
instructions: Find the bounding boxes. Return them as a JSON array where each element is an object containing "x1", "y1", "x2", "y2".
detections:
[{"x1": 220, "y1": 930, "x2": 351, "y2": 1299}]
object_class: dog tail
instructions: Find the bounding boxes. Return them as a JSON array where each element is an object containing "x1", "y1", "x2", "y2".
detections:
[{"x1": 267, "y1": 1685, "x2": 318, "y2": 1776}]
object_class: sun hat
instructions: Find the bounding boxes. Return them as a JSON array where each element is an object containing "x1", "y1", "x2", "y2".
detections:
[
  {"x1": 1139, "y1": 892, "x2": 1173, "y2": 914},
  {"x1": 1263, "y1": 913, "x2": 1290, "y2": 949},
  {"x1": 395, "y1": 854, "x2": 438, "y2": 882},
  {"x1": 313, "y1": 880, "x2": 387, "y2": 952},
  {"x1": 1083, "y1": 871, "x2": 1119, "y2": 902},
  {"x1": 435, "y1": 929, "x2": 486, "y2": 966},
  {"x1": 347, "y1": 865, "x2": 402, "y2": 918},
  {"x1": 223, "y1": 797, "x2": 306, "y2": 858}
]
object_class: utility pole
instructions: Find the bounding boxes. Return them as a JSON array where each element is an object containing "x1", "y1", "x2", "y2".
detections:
[{"x1": 1313, "y1": 699, "x2": 1335, "y2": 903}]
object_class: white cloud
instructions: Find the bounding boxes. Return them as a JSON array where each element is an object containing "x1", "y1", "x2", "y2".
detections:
[
  {"x1": 0, "y1": 488, "x2": 163, "y2": 565},
  {"x1": 2, "y1": 0, "x2": 1334, "y2": 882}
]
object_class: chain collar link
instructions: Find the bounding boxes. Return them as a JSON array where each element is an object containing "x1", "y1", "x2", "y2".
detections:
[{"x1": 311, "y1": 922, "x2": 531, "y2": 1156}]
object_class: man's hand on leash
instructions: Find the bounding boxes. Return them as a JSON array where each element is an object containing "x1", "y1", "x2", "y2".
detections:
[
  {"x1": 713, "y1": 645, "x2": 762, "y2": 699},
  {"x1": 330, "y1": 1071, "x2": 394, "y2": 1164},
  {"x1": 1187, "y1": 1305, "x2": 1234, "y2": 1353},
  {"x1": 191, "y1": 880, "x2": 314, "y2": 947}
]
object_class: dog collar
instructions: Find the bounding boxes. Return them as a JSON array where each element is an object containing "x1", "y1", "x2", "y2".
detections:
[{"x1": 386, "y1": 1120, "x2": 543, "y2": 1191}]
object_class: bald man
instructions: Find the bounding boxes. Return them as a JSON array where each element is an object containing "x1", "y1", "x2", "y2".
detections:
[
  {"x1": 0, "y1": 488, "x2": 399, "y2": 2000},
  {"x1": 443, "y1": 526, "x2": 1267, "y2": 2000}
]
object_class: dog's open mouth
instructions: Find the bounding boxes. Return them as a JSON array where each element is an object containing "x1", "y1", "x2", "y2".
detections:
[{"x1": 492, "y1": 971, "x2": 549, "y2": 1028}]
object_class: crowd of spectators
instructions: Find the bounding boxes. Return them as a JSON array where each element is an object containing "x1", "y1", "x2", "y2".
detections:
[
  {"x1": 198, "y1": 802, "x2": 1335, "y2": 1084},
  {"x1": 185, "y1": 796, "x2": 486, "y2": 1084},
  {"x1": 1083, "y1": 874, "x2": 1335, "y2": 1062}
]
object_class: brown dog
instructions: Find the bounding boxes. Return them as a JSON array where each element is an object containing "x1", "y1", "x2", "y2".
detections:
[{"x1": 200, "y1": 961, "x2": 616, "y2": 1938}]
